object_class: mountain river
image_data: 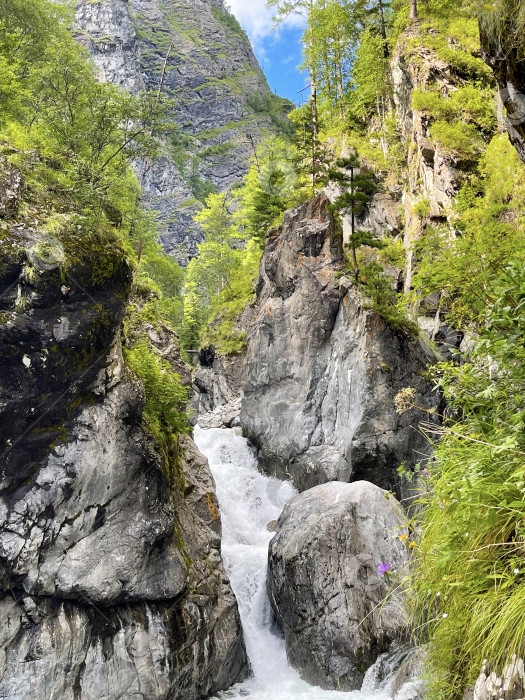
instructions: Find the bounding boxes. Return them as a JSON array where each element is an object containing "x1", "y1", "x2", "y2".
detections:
[{"x1": 194, "y1": 426, "x2": 420, "y2": 700}]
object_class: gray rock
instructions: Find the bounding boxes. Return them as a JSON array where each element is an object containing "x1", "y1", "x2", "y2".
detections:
[
  {"x1": 195, "y1": 351, "x2": 248, "y2": 414},
  {"x1": 267, "y1": 481, "x2": 410, "y2": 691},
  {"x1": 468, "y1": 657, "x2": 525, "y2": 700},
  {"x1": 241, "y1": 194, "x2": 440, "y2": 496},
  {"x1": 198, "y1": 397, "x2": 242, "y2": 430},
  {"x1": 0, "y1": 221, "x2": 247, "y2": 698},
  {"x1": 73, "y1": 0, "x2": 292, "y2": 263},
  {"x1": 0, "y1": 157, "x2": 23, "y2": 218}
]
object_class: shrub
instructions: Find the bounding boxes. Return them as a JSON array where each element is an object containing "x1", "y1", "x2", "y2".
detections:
[
  {"x1": 125, "y1": 338, "x2": 189, "y2": 438},
  {"x1": 430, "y1": 120, "x2": 482, "y2": 159}
]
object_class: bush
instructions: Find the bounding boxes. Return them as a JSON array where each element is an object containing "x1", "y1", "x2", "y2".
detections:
[
  {"x1": 125, "y1": 338, "x2": 189, "y2": 438},
  {"x1": 409, "y1": 264, "x2": 525, "y2": 700},
  {"x1": 430, "y1": 120, "x2": 482, "y2": 159}
]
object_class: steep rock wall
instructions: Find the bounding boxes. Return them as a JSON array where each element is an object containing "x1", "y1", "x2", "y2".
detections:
[
  {"x1": 0, "y1": 168, "x2": 247, "y2": 698},
  {"x1": 74, "y1": 0, "x2": 290, "y2": 262},
  {"x1": 240, "y1": 194, "x2": 440, "y2": 495}
]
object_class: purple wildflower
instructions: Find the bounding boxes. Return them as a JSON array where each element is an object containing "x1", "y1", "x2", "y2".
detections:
[
  {"x1": 377, "y1": 563, "x2": 391, "y2": 576},
  {"x1": 420, "y1": 469, "x2": 431, "y2": 480}
]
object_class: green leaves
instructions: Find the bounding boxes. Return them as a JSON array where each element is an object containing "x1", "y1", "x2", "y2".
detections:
[
  {"x1": 125, "y1": 337, "x2": 190, "y2": 438},
  {"x1": 410, "y1": 265, "x2": 525, "y2": 699}
]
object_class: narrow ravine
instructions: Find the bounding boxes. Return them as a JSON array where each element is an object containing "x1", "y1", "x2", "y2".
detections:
[{"x1": 194, "y1": 427, "x2": 410, "y2": 700}]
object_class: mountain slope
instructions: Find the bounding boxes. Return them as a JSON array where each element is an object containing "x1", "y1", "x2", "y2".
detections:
[{"x1": 74, "y1": 0, "x2": 292, "y2": 262}]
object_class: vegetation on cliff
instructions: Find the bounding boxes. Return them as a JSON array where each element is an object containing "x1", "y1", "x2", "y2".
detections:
[{"x1": 0, "y1": 0, "x2": 189, "y2": 446}]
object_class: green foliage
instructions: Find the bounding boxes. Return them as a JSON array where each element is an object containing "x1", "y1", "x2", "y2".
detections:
[
  {"x1": 366, "y1": 266, "x2": 419, "y2": 334},
  {"x1": 328, "y1": 155, "x2": 377, "y2": 277},
  {"x1": 246, "y1": 93, "x2": 295, "y2": 135},
  {"x1": 413, "y1": 86, "x2": 496, "y2": 133},
  {"x1": 125, "y1": 337, "x2": 190, "y2": 438},
  {"x1": 409, "y1": 264, "x2": 525, "y2": 699},
  {"x1": 347, "y1": 27, "x2": 391, "y2": 121},
  {"x1": 413, "y1": 198, "x2": 431, "y2": 219},
  {"x1": 477, "y1": 0, "x2": 525, "y2": 54},
  {"x1": 188, "y1": 174, "x2": 217, "y2": 203},
  {"x1": 1, "y1": 0, "x2": 187, "y2": 447},
  {"x1": 430, "y1": 120, "x2": 483, "y2": 159},
  {"x1": 380, "y1": 237, "x2": 405, "y2": 268},
  {"x1": 181, "y1": 192, "x2": 261, "y2": 353},
  {"x1": 411, "y1": 133, "x2": 525, "y2": 327},
  {"x1": 211, "y1": 6, "x2": 247, "y2": 39}
]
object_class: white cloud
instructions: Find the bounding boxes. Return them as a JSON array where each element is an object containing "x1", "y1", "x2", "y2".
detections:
[{"x1": 226, "y1": 0, "x2": 304, "y2": 45}]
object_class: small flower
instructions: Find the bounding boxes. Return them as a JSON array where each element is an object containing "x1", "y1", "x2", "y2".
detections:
[
  {"x1": 421, "y1": 469, "x2": 431, "y2": 480},
  {"x1": 452, "y1": 499, "x2": 458, "y2": 503},
  {"x1": 436, "y1": 592, "x2": 441, "y2": 597},
  {"x1": 514, "y1": 568, "x2": 520, "y2": 575},
  {"x1": 442, "y1": 613, "x2": 448, "y2": 619},
  {"x1": 377, "y1": 563, "x2": 391, "y2": 576},
  {"x1": 400, "y1": 534, "x2": 409, "y2": 541},
  {"x1": 409, "y1": 541, "x2": 416, "y2": 549}
]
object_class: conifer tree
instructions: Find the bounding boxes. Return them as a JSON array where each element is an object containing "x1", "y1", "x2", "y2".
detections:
[{"x1": 328, "y1": 156, "x2": 378, "y2": 279}]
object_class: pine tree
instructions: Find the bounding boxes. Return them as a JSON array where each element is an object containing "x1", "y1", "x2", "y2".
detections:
[{"x1": 328, "y1": 155, "x2": 378, "y2": 279}]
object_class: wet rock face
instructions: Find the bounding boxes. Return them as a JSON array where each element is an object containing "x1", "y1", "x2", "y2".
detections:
[
  {"x1": 0, "y1": 223, "x2": 247, "y2": 698},
  {"x1": 74, "y1": 0, "x2": 289, "y2": 263},
  {"x1": 0, "y1": 156, "x2": 23, "y2": 218},
  {"x1": 240, "y1": 194, "x2": 439, "y2": 495},
  {"x1": 267, "y1": 481, "x2": 410, "y2": 691}
]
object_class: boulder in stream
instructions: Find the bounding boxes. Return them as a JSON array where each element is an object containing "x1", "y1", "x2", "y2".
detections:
[{"x1": 268, "y1": 480, "x2": 410, "y2": 691}]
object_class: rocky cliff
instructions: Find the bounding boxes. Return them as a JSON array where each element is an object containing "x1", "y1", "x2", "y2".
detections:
[
  {"x1": 74, "y1": 0, "x2": 291, "y2": 262},
  {"x1": 240, "y1": 194, "x2": 440, "y2": 495},
  {"x1": 0, "y1": 161, "x2": 247, "y2": 698}
]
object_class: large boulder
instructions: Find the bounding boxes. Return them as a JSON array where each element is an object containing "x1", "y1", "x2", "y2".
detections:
[
  {"x1": 267, "y1": 480, "x2": 410, "y2": 691},
  {"x1": 241, "y1": 194, "x2": 440, "y2": 495}
]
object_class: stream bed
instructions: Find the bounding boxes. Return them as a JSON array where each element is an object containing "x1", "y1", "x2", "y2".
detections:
[{"x1": 194, "y1": 427, "x2": 419, "y2": 700}]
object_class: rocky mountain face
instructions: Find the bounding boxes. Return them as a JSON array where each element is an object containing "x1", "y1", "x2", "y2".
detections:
[
  {"x1": 0, "y1": 162, "x2": 247, "y2": 699},
  {"x1": 240, "y1": 194, "x2": 440, "y2": 495},
  {"x1": 74, "y1": 0, "x2": 291, "y2": 263},
  {"x1": 268, "y1": 481, "x2": 410, "y2": 691}
]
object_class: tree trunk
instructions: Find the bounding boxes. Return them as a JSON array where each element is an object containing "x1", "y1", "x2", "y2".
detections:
[
  {"x1": 378, "y1": 0, "x2": 389, "y2": 59},
  {"x1": 351, "y1": 169, "x2": 359, "y2": 280},
  {"x1": 308, "y1": 0, "x2": 319, "y2": 143},
  {"x1": 410, "y1": 0, "x2": 418, "y2": 21}
]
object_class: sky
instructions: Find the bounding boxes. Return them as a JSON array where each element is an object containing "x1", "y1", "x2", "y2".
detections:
[{"x1": 227, "y1": 0, "x2": 307, "y2": 104}]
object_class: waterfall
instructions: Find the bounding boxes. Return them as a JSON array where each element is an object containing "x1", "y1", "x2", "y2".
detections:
[{"x1": 194, "y1": 427, "x2": 419, "y2": 700}]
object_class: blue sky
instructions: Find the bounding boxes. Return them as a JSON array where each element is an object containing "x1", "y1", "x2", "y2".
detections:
[{"x1": 227, "y1": 0, "x2": 307, "y2": 104}]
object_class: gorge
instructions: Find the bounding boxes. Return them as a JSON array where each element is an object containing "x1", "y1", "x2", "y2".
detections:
[{"x1": 1, "y1": 0, "x2": 524, "y2": 699}]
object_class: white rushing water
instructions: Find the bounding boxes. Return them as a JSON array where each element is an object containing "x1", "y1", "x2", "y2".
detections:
[{"x1": 194, "y1": 427, "x2": 414, "y2": 700}]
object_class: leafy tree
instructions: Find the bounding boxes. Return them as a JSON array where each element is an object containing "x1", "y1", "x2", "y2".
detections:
[
  {"x1": 303, "y1": 1, "x2": 357, "y2": 121},
  {"x1": 267, "y1": 0, "x2": 320, "y2": 140}
]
